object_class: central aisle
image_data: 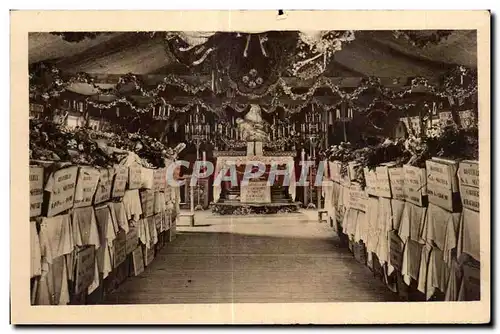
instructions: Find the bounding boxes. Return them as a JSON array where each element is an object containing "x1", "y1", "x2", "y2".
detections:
[{"x1": 104, "y1": 211, "x2": 399, "y2": 304}]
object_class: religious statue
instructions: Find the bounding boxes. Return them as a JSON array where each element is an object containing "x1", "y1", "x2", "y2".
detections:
[{"x1": 236, "y1": 104, "x2": 269, "y2": 156}]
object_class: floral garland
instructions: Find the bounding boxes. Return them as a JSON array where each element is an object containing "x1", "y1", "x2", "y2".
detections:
[
  {"x1": 30, "y1": 63, "x2": 477, "y2": 116},
  {"x1": 30, "y1": 63, "x2": 212, "y2": 102},
  {"x1": 211, "y1": 203, "x2": 299, "y2": 215},
  {"x1": 116, "y1": 73, "x2": 212, "y2": 97},
  {"x1": 86, "y1": 96, "x2": 164, "y2": 114}
]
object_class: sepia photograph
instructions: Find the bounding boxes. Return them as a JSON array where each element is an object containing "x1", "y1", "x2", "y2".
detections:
[{"x1": 11, "y1": 10, "x2": 490, "y2": 324}]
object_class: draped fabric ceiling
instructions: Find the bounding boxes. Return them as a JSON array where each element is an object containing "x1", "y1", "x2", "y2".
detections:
[{"x1": 28, "y1": 30, "x2": 477, "y2": 101}]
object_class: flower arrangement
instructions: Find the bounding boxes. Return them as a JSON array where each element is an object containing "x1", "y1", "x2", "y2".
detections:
[
  {"x1": 404, "y1": 125, "x2": 479, "y2": 168},
  {"x1": 323, "y1": 121, "x2": 479, "y2": 186},
  {"x1": 323, "y1": 142, "x2": 358, "y2": 178},
  {"x1": 29, "y1": 119, "x2": 181, "y2": 168},
  {"x1": 355, "y1": 139, "x2": 410, "y2": 171}
]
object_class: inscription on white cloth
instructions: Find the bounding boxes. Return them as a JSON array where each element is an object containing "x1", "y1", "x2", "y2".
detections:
[{"x1": 240, "y1": 180, "x2": 271, "y2": 203}]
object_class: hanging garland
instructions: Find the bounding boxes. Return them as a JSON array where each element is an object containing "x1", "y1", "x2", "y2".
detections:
[
  {"x1": 116, "y1": 73, "x2": 212, "y2": 97},
  {"x1": 29, "y1": 63, "x2": 212, "y2": 102},
  {"x1": 31, "y1": 63, "x2": 475, "y2": 103},
  {"x1": 30, "y1": 62, "x2": 477, "y2": 116}
]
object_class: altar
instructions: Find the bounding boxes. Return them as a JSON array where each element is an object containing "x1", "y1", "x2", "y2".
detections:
[
  {"x1": 213, "y1": 153, "x2": 297, "y2": 204},
  {"x1": 208, "y1": 104, "x2": 301, "y2": 214}
]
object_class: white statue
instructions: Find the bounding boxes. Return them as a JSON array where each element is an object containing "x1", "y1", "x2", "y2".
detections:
[
  {"x1": 236, "y1": 104, "x2": 269, "y2": 142},
  {"x1": 236, "y1": 104, "x2": 269, "y2": 156}
]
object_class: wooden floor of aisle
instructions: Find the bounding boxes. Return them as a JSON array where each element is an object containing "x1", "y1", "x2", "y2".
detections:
[{"x1": 103, "y1": 211, "x2": 399, "y2": 304}]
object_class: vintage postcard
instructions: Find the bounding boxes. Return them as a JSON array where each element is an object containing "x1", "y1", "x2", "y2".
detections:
[{"x1": 11, "y1": 10, "x2": 490, "y2": 324}]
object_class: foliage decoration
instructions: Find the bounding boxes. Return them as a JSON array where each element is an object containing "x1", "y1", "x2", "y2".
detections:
[{"x1": 393, "y1": 30, "x2": 454, "y2": 48}]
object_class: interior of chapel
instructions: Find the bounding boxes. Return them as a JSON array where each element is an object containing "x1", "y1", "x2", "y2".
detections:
[{"x1": 28, "y1": 30, "x2": 480, "y2": 305}]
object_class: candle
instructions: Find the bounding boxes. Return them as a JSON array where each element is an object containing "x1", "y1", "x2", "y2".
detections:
[
  {"x1": 185, "y1": 124, "x2": 188, "y2": 133},
  {"x1": 211, "y1": 71, "x2": 215, "y2": 91},
  {"x1": 202, "y1": 151, "x2": 206, "y2": 162},
  {"x1": 174, "y1": 121, "x2": 178, "y2": 132},
  {"x1": 301, "y1": 149, "x2": 305, "y2": 161}
]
